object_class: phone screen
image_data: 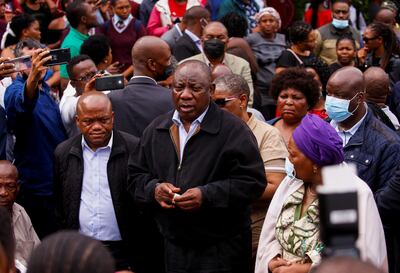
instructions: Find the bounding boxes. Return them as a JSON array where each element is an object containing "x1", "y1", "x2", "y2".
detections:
[{"x1": 5, "y1": 55, "x2": 32, "y2": 72}]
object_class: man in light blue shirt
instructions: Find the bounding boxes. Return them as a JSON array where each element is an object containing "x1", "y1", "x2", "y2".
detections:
[{"x1": 54, "y1": 92, "x2": 143, "y2": 271}]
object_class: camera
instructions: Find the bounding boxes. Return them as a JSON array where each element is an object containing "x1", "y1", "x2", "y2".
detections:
[{"x1": 319, "y1": 164, "x2": 360, "y2": 259}]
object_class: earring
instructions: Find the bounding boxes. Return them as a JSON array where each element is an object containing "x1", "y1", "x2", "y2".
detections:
[{"x1": 313, "y1": 166, "x2": 318, "y2": 174}]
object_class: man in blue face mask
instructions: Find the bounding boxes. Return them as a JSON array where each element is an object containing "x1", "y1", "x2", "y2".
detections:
[
  {"x1": 314, "y1": 0, "x2": 361, "y2": 65},
  {"x1": 326, "y1": 66, "x2": 400, "y2": 273}
]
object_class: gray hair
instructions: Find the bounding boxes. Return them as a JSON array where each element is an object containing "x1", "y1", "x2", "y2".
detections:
[
  {"x1": 14, "y1": 38, "x2": 45, "y2": 57},
  {"x1": 213, "y1": 74, "x2": 250, "y2": 98}
]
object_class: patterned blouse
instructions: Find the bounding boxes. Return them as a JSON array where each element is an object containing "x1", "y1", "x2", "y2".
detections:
[{"x1": 275, "y1": 184, "x2": 324, "y2": 264}]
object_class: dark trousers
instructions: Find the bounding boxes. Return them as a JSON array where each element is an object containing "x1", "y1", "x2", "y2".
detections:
[
  {"x1": 164, "y1": 230, "x2": 252, "y2": 273},
  {"x1": 17, "y1": 193, "x2": 57, "y2": 239},
  {"x1": 102, "y1": 240, "x2": 131, "y2": 271}
]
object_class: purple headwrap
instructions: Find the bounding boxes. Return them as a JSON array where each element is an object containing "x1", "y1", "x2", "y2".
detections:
[{"x1": 292, "y1": 114, "x2": 344, "y2": 166}]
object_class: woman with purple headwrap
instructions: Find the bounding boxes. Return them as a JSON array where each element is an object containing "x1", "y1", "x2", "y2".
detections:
[{"x1": 255, "y1": 114, "x2": 388, "y2": 273}]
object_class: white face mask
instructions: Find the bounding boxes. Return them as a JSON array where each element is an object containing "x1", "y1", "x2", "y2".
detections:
[
  {"x1": 332, "y1": 18, "x2": 349, "y2": 29},
  {"x1": 285, "y1": 157, "x2": 296, "y2": 179}
]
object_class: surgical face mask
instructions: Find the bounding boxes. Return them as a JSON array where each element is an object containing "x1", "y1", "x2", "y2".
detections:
[
  {"x1": 325, "y1": 93, "x2": 360, "y2": 122},
  {"x1": 285, "y1": 157, "x2": 296, "y2": 179},
  {"x1": 332, "y1": 18, "x2": 349, "y2": 29}
]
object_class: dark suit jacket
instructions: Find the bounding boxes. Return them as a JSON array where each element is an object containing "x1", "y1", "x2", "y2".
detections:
[
  {"x1": 172, "y1": 32, "x2": 201, "y2": 62},
  {"x1": 54, "y1": 130, "x2": 139, "y2": 241},
  {"x1": 108, "y1": 77, "x2": 174, "y2": 138},
  {"x1": 54, "y1": 130, "x2": 165, "y2": 272}
]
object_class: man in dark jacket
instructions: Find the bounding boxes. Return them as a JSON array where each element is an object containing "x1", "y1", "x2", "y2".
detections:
[
  {"x1": 108, "y1": 36, "x2": 174, "y2": 138},
  {"x1": 326, "y1": 67, "x2": 400, "y2": 273},
  {"x1": 54, "y1": 92, "x2": 146, "y2": 272},
  {"x1": 128, "y1": 60, "x2": 266, "y2": 273},
  {"x1": 172, "y1": 6, "x2": 210, "y2": 62}
]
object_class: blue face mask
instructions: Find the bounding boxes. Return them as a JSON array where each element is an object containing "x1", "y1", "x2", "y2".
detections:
[
  {"x1": 325, "y1": 93, "x2": 360, "y2": 122},
  {"x1": 285, "y1": 157, "x2": 296, "y2": 179},
  {"x1": 332, "y1": 18, "x2": 349, "y2": 29}
]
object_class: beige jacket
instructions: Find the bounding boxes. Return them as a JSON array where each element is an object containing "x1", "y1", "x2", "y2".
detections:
[{"x1": 182, "y1": 52, "x2": 255, "y2": 107}]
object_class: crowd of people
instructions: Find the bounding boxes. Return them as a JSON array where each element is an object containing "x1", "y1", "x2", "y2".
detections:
[{"x1": 0, "y1": 0, "x2": 400, "y2": 272}]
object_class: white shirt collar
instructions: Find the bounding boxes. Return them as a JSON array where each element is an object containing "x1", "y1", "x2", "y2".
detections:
[
  {"x1": 175, "y1": 23, "x2": 183, "y2": 36},
  {"x1": 82, "y1": 131, "x2": 113, "y2": 152},
  {"x1": 172, "y1": 106, "x2": 209, "y2": 127},
  {"x1": 185, "y1": 29, "x2": 200, "y2": 43},
  {"x1": 331, "y1": 104, "x2": 368, "y2": 137},
  {"x1": 130, "y1": 75, "x2": 158, "y2": 84}
]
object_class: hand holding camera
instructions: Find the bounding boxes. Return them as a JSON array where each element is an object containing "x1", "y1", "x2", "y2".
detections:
[{"x1": 0, "y1": 57, "x2": 16, "y2": 78}]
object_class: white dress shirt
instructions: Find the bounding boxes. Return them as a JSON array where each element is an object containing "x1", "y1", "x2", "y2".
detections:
[
  {"x1": 172, "y1": 107, "x2": 208, "y2": 163},
  {"x1": 184, "y1": 29, "x2": 203, "y2": 52},
  {"x1": 79, "y1": 132, "x2": 122, "y2": 241}
]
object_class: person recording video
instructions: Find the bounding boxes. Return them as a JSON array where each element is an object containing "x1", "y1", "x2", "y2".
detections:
[{"x1": 4, "y1": 38, "x2": 67, "y2": 239}]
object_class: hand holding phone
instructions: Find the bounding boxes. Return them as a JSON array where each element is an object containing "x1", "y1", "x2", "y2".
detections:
[
  {"x1": 95, "y1": 74, "x2": 125, "y2": 91},
  {"x1": 0, "y1": 57, "x2": 16, "y2": 76}
]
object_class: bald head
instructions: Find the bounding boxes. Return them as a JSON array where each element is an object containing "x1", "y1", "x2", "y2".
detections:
[
  {"x1": 202, "y1": 21, "x2": 228, "y2": 38},
  {"x1": 312, "y1": 256, "x2": 383, "y2": 273},
  {"x1": 131, "y1": 36, "x2": 171, "y2": 77},
  {"x1": 0, "y1": 161, "x2": 18, "y2": 181},
  {"x1": 326, "y1": 67, "x2": 366, "y2": 126},
  {"x1": 0, "y1": 160, "x2": 18, "y2": 211},
  {"x1": 76, "y1": 91, "x2": 112, "y2": 116},
  {"x1": 364, "y1": 67, "x2": 390, "y2": 105},
  {"x1": 328, "y1": 67, "x2": 365, "y2": 96},
  {"x1": 375, "y1": 8, "x2": 396, "y2": 26},
  {"x1": 211, "y1": 64, "x2": 232, "y2": 81}
]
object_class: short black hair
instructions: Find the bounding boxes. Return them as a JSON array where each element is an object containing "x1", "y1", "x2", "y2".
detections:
[
  {"x1": 270, "y1": 67, "x2": 321, "y2": 109},
  {"x1": 26, "y1": 231, "x2": 114, "y2": 273},
  {"x1": 288, "y1": 21, "x2": 313, "y2": 44},
  {"x1": 0, "y1": 206, "x2": 14, "y2": 271},
  {"x1": 331, "y1": 0, "x2": 350, "y2": 8},
  {"x1": 219, "y1": 12, "x2": 248, "y2": 38},
  {"x1": 67, "y1": 54, "x2": 92, "y2": 78},
  {"x1": 336, "y1": 34, "x2": 356, "y2": 48},
  {"x1": 80, "y1": 35, "x2": 110, "y2": 66},
  {"x1": 183, "y1": 6, "x2": 210, "y2": 26},
  {"x1": 4, "y1": 13, "x2": 37, "y2": 48},
  {"x1": 66, "y1": 0, "x2": 88, "y2": 29}
]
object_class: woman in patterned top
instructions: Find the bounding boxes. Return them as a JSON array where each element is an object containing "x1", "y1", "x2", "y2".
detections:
[{"x1": 255, "y1": 114, "x2": 388, "y2": 273}]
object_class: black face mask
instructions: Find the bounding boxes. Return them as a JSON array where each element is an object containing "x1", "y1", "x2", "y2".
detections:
[
  {"x1": 155, "y1": 63, "x2": 174, "y2": 82},
  {"x1": 203, "y1": 39, "x2": 225, "y2": 60}
]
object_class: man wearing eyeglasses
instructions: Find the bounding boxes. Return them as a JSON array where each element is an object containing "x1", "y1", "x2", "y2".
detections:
[
  {"x1": 315, "y1": 0, "x2": 361, "y2": 65},
  {"x1": 54, "y1": 92, "x2": 147, "y2": 272},
  {"x1": 129, "y1": 60, "x2": 266, "y2": 273},
  {"x1": 0, "y1": 160, "x2": 40, "y2": 270},
  {"x1": 60, "y1": 54, "x2": 98, "y2": 137}
]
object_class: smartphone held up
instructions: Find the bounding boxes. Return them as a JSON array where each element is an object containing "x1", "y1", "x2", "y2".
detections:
[{"x1": 4, "y1": 48, "x2": 71, "y2": 72}]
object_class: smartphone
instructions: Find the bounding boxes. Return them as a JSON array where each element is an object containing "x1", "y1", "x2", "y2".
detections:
[
  {"x1": 4, "y1": 55, "x2": 32, "y2": 72},
  {"x1": 95, "y1": 74, "x2": 125, "y2": 91},
  {"x1": 44, "y1": 48, "x2": 71, "y2": 66}
]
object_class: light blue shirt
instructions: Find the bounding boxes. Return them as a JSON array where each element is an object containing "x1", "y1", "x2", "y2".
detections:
[
  {"x1": 330, "y1": 105, "x2": 368, "y2": 147},
  {"x1": 184, "y1": 29, "x2": 203, "y2": 52},
  {"x1": 172, "y1": 107, "x2": 209, "y2": 163},
  {"x1": 79, "y1": 133, "x2": 122, "y2": 241}
]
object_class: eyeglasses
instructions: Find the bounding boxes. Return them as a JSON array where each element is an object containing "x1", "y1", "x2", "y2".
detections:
[
  {"x1": 213, "y1": 97, "x2": 238, "y2": 106},
  {"x1": 72, "y1": 71, "x2": 97, "y2": 82},
  {"x1": 362, "y1": 35, "x2": 379, "y2": 43},
  {"x1": 0, "y1": 183, "x2": 17, "y2": 193},
  {"x1": 80, "y1": 116, "x2": 112, "y2": 127}
]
